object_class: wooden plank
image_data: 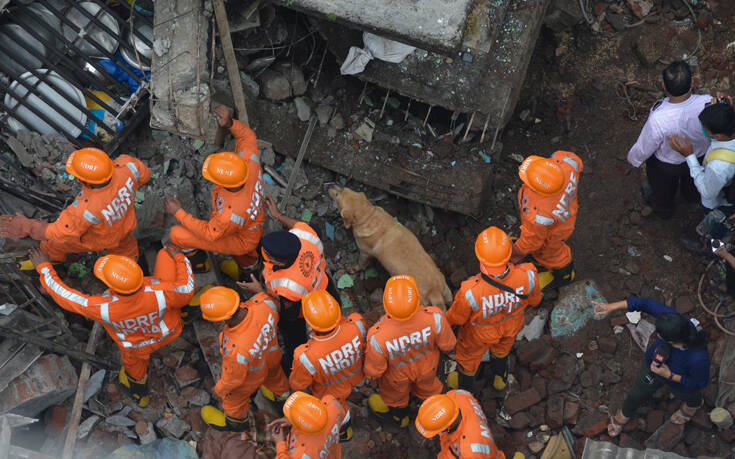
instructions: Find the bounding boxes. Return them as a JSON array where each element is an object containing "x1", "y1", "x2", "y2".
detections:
[
  {"x1": 0, "y1": 416, "x2": 9, "y2": 459},
  {"x1": 212, "y1": 0, "x2": 249, "y2": 125},
  {"x1": 61, "y1": 322, "x2": 102, "y2": 459},
  {"x1": 0, "y1": 326, "x2": 110, "y2": 369},
  {"x1": 283, "y1": 116, "x2": 317, "y2": 202}
]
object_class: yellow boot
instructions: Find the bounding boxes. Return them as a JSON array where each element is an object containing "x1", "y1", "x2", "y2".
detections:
[
  {"x1": 368, "y1": 394, "x2": 409, "y2": 427},
  {"x1": 184, "y1": 250, "x2": 211, "y2": 273},
  {"x1": 200, "y1": 405, "x2": 250, "y2": 432},
  {"x1": 119, "y1": 367, "x2": 150, "y2": 407},
  {"x1": 447, "y1": 371, "x2": 459, "y2": 390},
  {"x1": 491, "y1": 353, "x2": 509, "y2": 391},
  {"x1": 182, "y1": 284, "x2": 215, "y2": 324}
]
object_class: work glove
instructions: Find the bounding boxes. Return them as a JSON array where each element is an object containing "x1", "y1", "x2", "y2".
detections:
[{"x1": 0, "y1": 213, "x2": 32, "y2": 238}]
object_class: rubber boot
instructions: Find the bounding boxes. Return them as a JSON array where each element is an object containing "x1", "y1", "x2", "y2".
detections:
[
  {"x1": 201, "y1": 405, "x2": 250, "y2": 432},
  {"x1": 119, "y1": 367, "x2": 150, "y2": 407},
  {"x1": 339, "y1": 419, "x2": 353, "y2": 442},
  {"x1": 490, "y1": 353, "x2": 509, "y2": 391},
  {"x1": 184, "y1": 249, "x2": 210, "y2": 273},
  {"x1": 182, "y1": 284, "x2": 215, "y2": 324},
  {"x1": 458, "y1": 370, "x2": 476, "y2": 393},
  {"x1": 447, "y1": 371, "x2": 459, "y2": 390},
  {"x1": 539, "y1": 262, "x2": 575, "y2": 291},
  {"x1": 221, "y1": 259, "x2": 261, "y2": 282},
  {"x1": 368, "y1": 394, "x2": 409, "y2": 427},
  {"x1": 260, "y1": 385, "x2": 289, "y2": 414}
]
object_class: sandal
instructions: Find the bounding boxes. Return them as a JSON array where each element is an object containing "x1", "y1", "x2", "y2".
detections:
[
  {"x1": 670, "y1": 405, "x2": 697, "y2": 425},
  {"x1": 607, "y1": 411, "x2": 630, "y2": 437}
]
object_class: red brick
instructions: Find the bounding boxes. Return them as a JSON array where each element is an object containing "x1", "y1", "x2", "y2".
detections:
[
  {"x1": 609, "y1": 315, "x2": 628, "y2": 327},
  {"x1": 690, "y1": 409, "x2": 713, "y2": 431},
  {"x1": 529, "y1": 347, "x2": 557, "y2": 370},
  {"x1": 44, "y1": 405, "x2": 67, "y2": 435},
  {"x1": 516, "y1": 339, "x2": 546, "y2": 366},
  {"x1": 531, "y1": 376, "x2": 547, "y2": 400},
  {"x1": 675, "y1": 297, "x2": 695, "y2": 314},
  {"x1": 134, "y1": 421, "x2": 149, "y2": 436},
  {"x1": 573, "y1": 412, "x2": 608, "y2": 437},
  {"x1": 174, "y1": 366, "x2": 200, "y2": 388},
  {"x1": 719, "y1": 428, "x2": 735, "y2": 443},
  {"x1": 597, "y1": 337, "x2": 618, "y2": 354},
  {"x1": 645, "y1": 410, "x2": 664, "y2": 433},
  {"x1": 504, "y1": 388, "x2": 542, "y2": 415},
  {"x1": 105, "y1": 383, "x2": 121, "y2": 402},
  {"x1": 0, "y1": 354, "x2": 78, "y2": 417},
  {"x1": 509, "y1": 411, "x2": 530, "y2": 430},
  {"x1": 564, "y1": 401, "x2": 580, "y2": 425},
  {"x1": 546, "y1": 395, "x2": 564, "y2": 429}
]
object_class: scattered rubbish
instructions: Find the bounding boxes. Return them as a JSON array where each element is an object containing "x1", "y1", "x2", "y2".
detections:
[
  {"x1": 626, "y1": 0, "x2": 654, "y2": 19},
  {"x1": 84, "y1": 370, "x2": 106, "y2": 402},
  {"x1": 337, "y1": 274, "x2": 354, "y2": 289},
  {"x1": 510, "y1": 153, "x2": 525, "y2": 163},
  {"x1": 626, "y1": 311, "x2": 641, "y2": 324},
  {"x1": 627, "y1": 319, "x2": 656, "y2": 352},
  {"x1": 479, "y1": 149, "x2": 492, "y2": 163},
  {"x1": 628, "y1": 246, "x2": 641, "y2": 257},
  {"x1": 263, "y1": 174, "x2": 276, "y2": 186},
  {"x1": 355, "y1": 119, "x2": 375, "y2": 142},
  {"x1": 550, "y1": 280, "x2": 606, "y2": 337},
  {"x1": 663, "y1": 255, "x2": 673, "y2": 262},
  {"x1": 156, "y1": 415, "x2": 191, "y2": 439},
  {"x1": 192, "y1": 139, "x2": 204, "y2": 150},
  {"x1": 67, "y1": 263, "x2": 89, "y2": 279},
  {"x1": 106, "y1": 438, "x2": 197, "y2": 458},
  {"x1": 0, "y1": 303, "x2": 17, "y2": 316},
  {"x1": 516, "y1": 309, "x2": 548, "y2": 341},
  {"x1": 365, "y1": 267, "x2": 379, "y2": 278},
  {"x1": 613, "y1": 325, "x2": 625, "y2": 334},
  {"x1": 77, "y1": 415, "x2": 99, "y2": 440},
  {"x1": 575, "y1": 352, "x2": 584, "y2": 359},
  {"x1": 340, "y1": 292, "x2": 353, "y2": 309},
  {"x1": 340, "y1": 32, "x2": 416, "y2": 75},
  {"x1": 324, "y1": 222, "x2": 335, "y2": 241},
  {"x1": 136, "y1": 421, "x2": 157, "y2": 445},
  {"x1": 302, "y1": 209, "x2": 313, "y2": 223},
  {"x1": 106, "y1": 414, "x2": 136, "y2": 427}
]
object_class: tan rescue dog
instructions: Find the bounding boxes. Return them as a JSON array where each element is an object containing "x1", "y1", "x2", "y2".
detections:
[{"x1": 328, "y1": 186, "x2": 453, "y2": 309}]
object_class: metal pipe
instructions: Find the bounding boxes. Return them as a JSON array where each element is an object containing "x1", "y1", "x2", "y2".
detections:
[
  {"x1": 10, "y1": 5, "x2": 130, "y2": 97},
  {"x1": 105, "y1": 0, "x2": 154, "y2": 29},
  {"x1": 0, "y1": 69, "x2": 99, "y2": 142},
  {"x1": 0, "y1": 42, "x2": 118, "y2": 137}
]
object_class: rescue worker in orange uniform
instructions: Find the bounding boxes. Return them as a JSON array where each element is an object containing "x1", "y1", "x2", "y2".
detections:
[
  {"x1": 510, "y1": 151, "x2": 583, "y2": 290},
  {"x1": 198, "y1": 287, "x2": 290, "y2": 431},
  {"x1": 364, "y1": 275, "x2": 456, "y2": 427},
  {"x1": 29, "y1": 244, "x2": 194, "y2": 407},
  {"x1": 239, "y1": 197, "x2": 340, "y2": 377},
  {"x1": 269, "y1": 391, "x2": 345, "y2": 459},
  {"x1": 165, "y1": 106, "x2": 265, "y2": 278},
  {"x1": 447, "y1": 227, "x2": 541, "y2": 393},
  {"x1": 289, "y1": 290, "x2": 366, "y2": 441},
  {"x1": 0, "y1": 148, "x2": 150, "y2": 263},
  {"x1": 417, "y1": 391, "x2": 505, "y2": 459}
]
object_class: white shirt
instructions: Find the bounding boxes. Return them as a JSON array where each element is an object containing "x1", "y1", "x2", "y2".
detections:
[
  {"x1": 686, "y1": 138, "x2": 735, "y2": 209},
  {"x1": 627, "y1": 94, "x2": 711, "y2": 167}
]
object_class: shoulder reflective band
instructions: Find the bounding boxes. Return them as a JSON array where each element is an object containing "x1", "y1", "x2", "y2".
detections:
[
  {"x1": 299, "y1": 353, "x2": 317, "y2": 375},
  {"x1": 83, "y1": 209, "x2": 101, "y2": 224},
  {"x1": 125, "y1": 161, "x2": 140, "y2": 180},
  {"x1": 562, "y1": 156, "x2": 579, "y2": 171},
  {"x1": 369, "y1": 335, "x2": 383, "y2": 354},
  {"x1": 230, "y1": 213, "x2": 245, "y2": 226},
  {"x1": 433, "y1": 312, "x2": 442, "y2": 334},
  {"x1": 527, "y1": 269, "x2": 536, "y2": 293},
  {"x1": 534, "y1": 214, "x2": 554, "y2": 226},
  {"x1": 465, "y1": 289, "x2": 479, "y2": 311}
]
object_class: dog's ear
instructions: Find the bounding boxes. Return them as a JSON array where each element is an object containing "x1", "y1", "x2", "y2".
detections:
[{"x1": 340, "y1": 208, "x2": 353, "y2": 229}]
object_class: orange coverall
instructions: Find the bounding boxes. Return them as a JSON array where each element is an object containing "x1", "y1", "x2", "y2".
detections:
[
  {"x1": 447, "y1": 263, "x2": 541, "y2": 373},
  {"x1": 37, "y1": 249, "x2": 194, "y2": 380},
  {"x1": 439, "y1": 390, "x2": 505, "y2": 459},
  {"x1": 42, "y1": 155, "x2": 150, "y2": 261},
  {"x1": 170, "y1": 120, "x2": 265, "y2": 267},
  {"x1": 276, "y1": 394, "x2": 344, "y2": 459},
  {"x1": 263, "y1": 222, "x2": 328, "y2": 301},
  {"x1": 290, "y1": 313, "x2": 367, "y2": 413},
  {"x1": 515, "y1": 151, "x2": 583, "y2": 269},
  {"x1": 215, "y1": 293, "x2": 289, "y2": 418},
  {"x1": 365, "y1": 307, "x2": 456, "y2": 407}
]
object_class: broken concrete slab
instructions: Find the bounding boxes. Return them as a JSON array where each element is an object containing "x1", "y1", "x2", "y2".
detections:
[
  {"x1": 550, "y1": 280, "x2": 606, "y2": 338},
  {"x1": 273, "y1": 0, "x2": 475, "y2": 53},
  {"x1": 193, "y1": 320, "x2": 224, "y2": 381},
  {"x1": 156, "y1": 415, "x2": 191, "y2": 439},
  {"x1": 0, "y1": 354, "x2": 78, "y2": 417},
  {"x1": 582, "y1": 439, "x2": 688, "y2": 459}
]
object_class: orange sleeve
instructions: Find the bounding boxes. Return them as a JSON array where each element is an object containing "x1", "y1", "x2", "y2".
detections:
[
  {"x1": 435, "y1": 310, "x2": 457, "y2": 352},
  {"x1": 524, "y1": 264, "x2": 542, "y2": 307},
  {"x1": 231, "y1": 119, "x2": 259, "y2": 161},
  {"x1": 174, "y1": 206, "x2": 239, "y2": 241},
  {"x1": 44, "y1": 205, "x2": 92, "y2": 245},
  {"x1": 36, "y1": 262, "x2": 102, "y2": 321},
  {"x1": 553, "y1": 150, "x2": 584, "y2": 173},
  {"x1": 157, "y1": 253, "x2": 196, "y2": 308},
  {"x1": 515, "y1": 219, "x2": 548, "y2": 255},
  {"x1": 129, "y1": 156, "x2": 151, "y2": 185},
  {"x1": 363, "y1": 328, "x2": 388, "y2": 379},
  {"x1": 289, "y1": 346, "x2": 314, "y2": 392},
  {"x1": 446, "y1": 285, "x2": 472, "y2": 327},
  {"x1": 276, "y1": 440, "x2": 291, "y2": 459}
]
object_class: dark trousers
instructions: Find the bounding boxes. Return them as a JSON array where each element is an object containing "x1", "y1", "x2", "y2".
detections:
[
  {"x1": 278, "y1": 275, "x2": 339, "y2": 375},
  {"x1": 621, "y1": 361, "x2": 703, "y2": 418},
  {"x1": 646, "y1": 156, "x2": 700, "y2": 219}
]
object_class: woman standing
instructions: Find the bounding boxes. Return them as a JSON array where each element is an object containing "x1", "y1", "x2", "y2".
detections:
[{"x1": 593, "y1": 297, "x2": 710, "y2": 436}]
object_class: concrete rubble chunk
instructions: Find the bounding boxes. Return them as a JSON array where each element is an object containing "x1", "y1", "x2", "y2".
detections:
[
  {"x1": 504, "y1": 388, "x2": 542, "y2": 415},
  {"x1": 156, "y1": 415, "x2": 191, "y2": 439},
  {"x1": 294, "y1": 97, "x2": 312, "y2": 122},
  {"x1": 0, "y1": 354, "x2": 78, "y2": 417},
  {"x1": 174, "y1": 366, "x2": 201, "y2": 389},
  {"x1": 551, "y1": 280, "x2": 606, "y2": 337},
  {"x1": 259, "y1": 69, "x2": 292, "y2": 101}
]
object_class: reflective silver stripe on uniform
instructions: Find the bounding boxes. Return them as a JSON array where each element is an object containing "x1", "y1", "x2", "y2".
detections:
[
  {"x1": 322, "y1": 365, "x2": 362, "y2": 385},
  {"x1": 534, "y1": 214, "x2": 554, "y2": 226},
  {"x1": 369, "y1": 335, "x2": 383, "y2": 354},
  {"x1": 470, "y1": 443, "x2": 491, "y2": 454},
  {"x1": 150, "y1": 279, "x2": 160, "y2": 284},
  {"x1": 299, "y1": 353, "x2": 317, "y2": 375},
  {"x1": 100, "y1": 301, "x2": 132, "y2": 348},
  {"x1": 472, "y1": 309, "x2": 525, "y2": 327},
  {"x1": 264, "y1": 299, "x2": 277, "y2": 314},
  {"x1": 527, "y1": 269, "x2": 536, "y2": 293},
  {"x1": 392, "y1": 349, "x2": 428, "y2": 368},
  {"x1": 267, "y1": 345, "x2": 280, "y2": 354},
  {"x1": 72, "y1": 200, "x2": 80, "y2": 207},
  {"x1": 465, "y1": 289, "x2": 479, "y2": 311},
  {"x1": 301, "y1": 454, "x2": 314, "y2": 459},
  {"x1": 289, "y1": 228, "x2": 324, "y2": 254},
  {"x1": 313, "y1": 259, "x2": 326, "y2": 289},
  {"x1": 249, "y1": 361, "x2": 266, "y2": 372},
  {"x1": 41, "y1": 267, "x2": 89, "y2": 307},
  {"x1": 249, "y1": 153, "x2": 261, "y2": 165},
  {"x1": 247, "y1": 223, "x2": 263, "y2": 231},
  {"x1": 83, "y1": 210, "x2": 101, "y2": 224},
  {"x1": 236, "y1": 352, "x2": 250, "y2": 364},
  {"x1": 125, "y1": 161, "x2": 140, "y2": 180},
  {"x1": 269, "y1": 278, "x2": 309, "y2": 298},
  {"x1": 223, "y1": 347, "x2": 231, "y2": 355},
  {"x1": 173, "y1": 258, "x2": 195, "y2": 294},
  {"x1": 354, "y1": 319, "x2": 366, "y2": 339},
  {"x1": 562, "y1": 156, "x2": 579, "y2": 171},
  {"x1": 433, "y1": 312, "x2": 442, "y2": 334},
  {"x1": 230, "y1": 213, "x2": 245, "y2": 226}
]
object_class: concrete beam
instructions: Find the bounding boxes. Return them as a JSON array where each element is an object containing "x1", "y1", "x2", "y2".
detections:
[{"x1": 272, "y1": 0, "x2": 475, "y2": 53}]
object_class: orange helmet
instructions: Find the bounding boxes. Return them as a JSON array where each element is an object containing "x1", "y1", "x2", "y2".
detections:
[
  {"x1": 383, "y1": 275, "x2": 420, "y2": 321},
  {"x1": 66, "y1": 148, "x2": 114, "y2": 184},
  {"x1": 201, "y1": 152, "x2": 249, "y2": 188},
  {"x1": 199, "y1": 286, "x2": 241, "y2": 322},
  {"x1": 93, "y1": 255, "x2": 143, "y2": 294},
  {"x1": 475, "y1": 226, "x2": 511, "y2": 274},
  {"x1": 283, "y1": 391, "x2": 328, "y2": 434},
  {"x1": 302, "y1": 290, "x2": 341, "y2": 332},
  {"x1": 518, "y1": 155, "x2": 564, "y2": 195},
  {"x1": 415, "y1": 394, "x2": 459, "y2": 438}
]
